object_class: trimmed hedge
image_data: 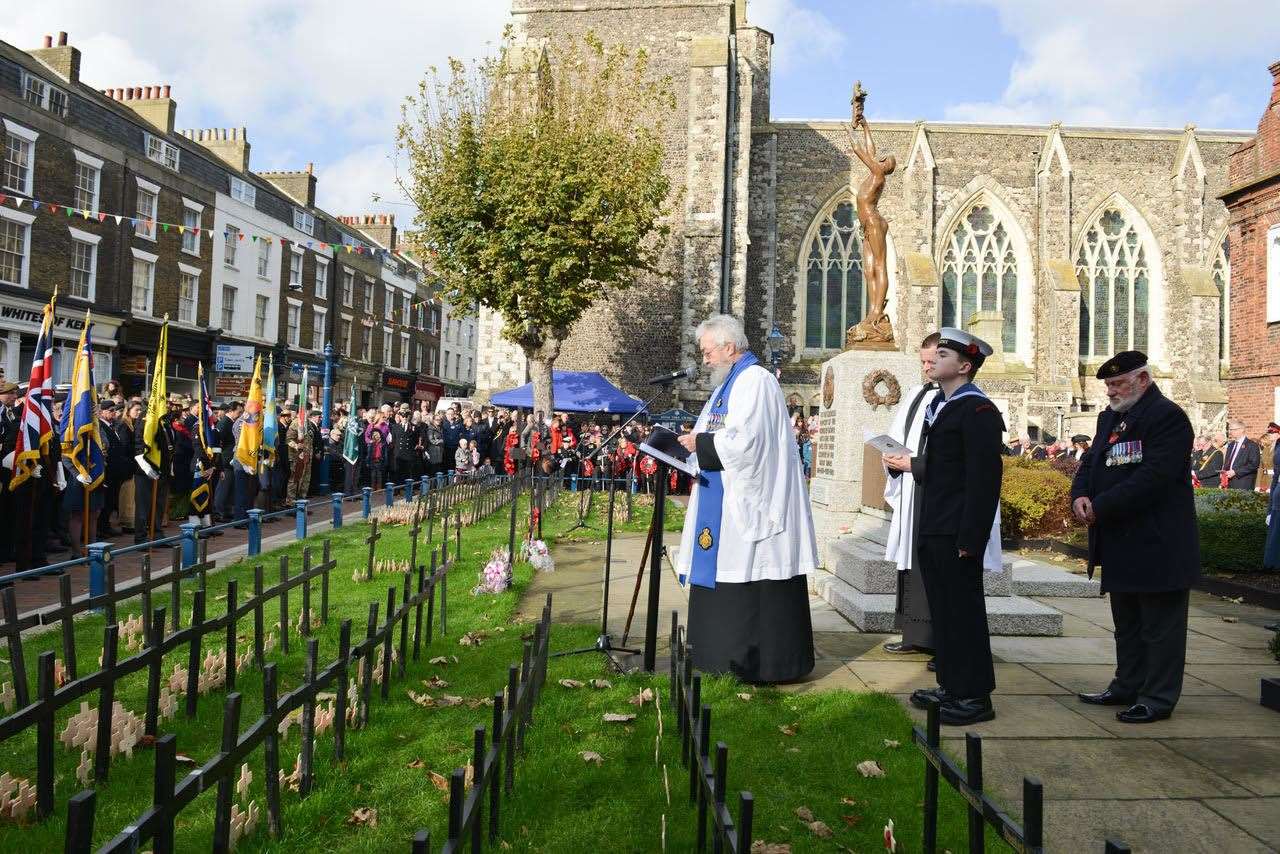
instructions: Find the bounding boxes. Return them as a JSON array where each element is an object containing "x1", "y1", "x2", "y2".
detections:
[
  {"x1": 1000, "y1": 456, "x2": 1077, "y2": 541},
  {"x1": 1194, "y1": 488, "x2": 1270, "y2": 572}
]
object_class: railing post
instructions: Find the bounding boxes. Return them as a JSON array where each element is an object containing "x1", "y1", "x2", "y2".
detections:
[
  {"x1": 362, "y1": 486, "x2": 372, "y2": 518},
  {"x1": 404, "y1": 478, "x2": 414, "y2": 501},
  {"x1": 965, "y1": 733, "x2": 984, "y2": 854},
  {"x1": 179, "y1": 522, "x2": 199, "y2": 568},
  {"x1": 570, "y1": 473, "x2": 578, "y2": 492},
  {"x1": 331, "y1": 492, "x2": 344, "y2": 528},
  {"x1": 87, "y1": 542, "x2": 112, "y2": 599},
  {"x1": 246, "y1": 509, "x2": 263, "y2": 557},
  {"x1": 385, "y1": 481, "x2": 395, "y2": 507},
  {"x1": 1024, "y1": 777, "x2": 1043, "y2": 852},
  {"x1": 923, "y1": 699, "x2": 941, "y2": 854},
  {"x1": 295, "y1": 499, "x2": 308, "y2": 540},
  {"x1": 420, "y1": 474, "x2": 430, "y2": 497}
]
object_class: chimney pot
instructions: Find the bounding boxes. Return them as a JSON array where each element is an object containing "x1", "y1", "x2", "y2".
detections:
[
  {"x1": 306, "y1": 162, "x2": 314, "y2": 175},
  {"x1": 163, "y1": 84, "x2": 171, "y2": 98},
  {"x1": 43, "y1": 35, "x2": 52, "y2": 48},
  {"x1": 145, "y1": 86, "x2": 153, "y2": 99},
  {"x1": 57, "y1": 32, "x2": 67, "y2": 47}
]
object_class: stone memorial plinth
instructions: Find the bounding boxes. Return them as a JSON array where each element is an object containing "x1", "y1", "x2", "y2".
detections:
[{"x1": 809, "y1": 346, "x2": 923, "y2": 567}]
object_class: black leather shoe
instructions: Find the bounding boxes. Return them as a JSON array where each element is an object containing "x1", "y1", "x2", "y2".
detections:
[
  {"x1": 909, "y1": 687, "x2": 953, "y2": 710},
  {"x1": 882, "y1": 641, "x2": 917, "y2": 654},
  {"x1": 939, "y1": 696, "x2": 995, "y2": 726},
  {"x1": 926, "y1": 658, "x2": 937, "y2": 673},
  {"x1": 1116, "y1": 703, "x2": 1171, "y2": 724},
  {"x1": 1077, "y1": 688, "x2": 1134, "y2": 706}
]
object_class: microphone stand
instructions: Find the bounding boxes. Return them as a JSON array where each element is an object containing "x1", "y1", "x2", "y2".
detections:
[{"x1": 551, "y1": 380, "x2": 686, "y2": 667}]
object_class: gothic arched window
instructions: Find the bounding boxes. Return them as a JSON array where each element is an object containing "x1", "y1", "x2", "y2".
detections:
[
  {"x1": 1212, "y1": 236, "x2": 1229, "y2": 365},
  {"x1": 940, "y1": 203, "x2": 1020, "y2": 352},
  {"x1": 1076, "y1": 206, "x2": 1152, "y2": 358},
  {"x1": 803, "y1": 202, "x2": 865, "y2": 350}
]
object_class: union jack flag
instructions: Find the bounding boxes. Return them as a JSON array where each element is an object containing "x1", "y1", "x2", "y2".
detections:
[{"x1": 9, "y1": 295, "x2": 56, "y2": 490}]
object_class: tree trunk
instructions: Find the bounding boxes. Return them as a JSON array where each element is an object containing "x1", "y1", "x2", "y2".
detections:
[{"x1": 522, "y1": 337, "x2": 562, "y2": 417}]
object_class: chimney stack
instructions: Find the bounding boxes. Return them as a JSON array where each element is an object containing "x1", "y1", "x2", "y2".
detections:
[
  {"x1": 180, "y1": 126, "x2": 252, "y2": 172},
  {"x1": 110, "y1": 82, "x2": 178, "y2": 134},
  {"x1": 30, "y1": 31, "x2": 81, "y2": 84},
  {"x1": 341, "y1": 212, "x2": 397, "y2": 252},
  {"x1": 259, "y1": 167, "x2": 318, "y2": 208}
]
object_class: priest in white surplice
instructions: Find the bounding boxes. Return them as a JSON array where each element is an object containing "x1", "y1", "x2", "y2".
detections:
[{"x1": 676, "y1": 314, "x2": 816, "y2": 683}]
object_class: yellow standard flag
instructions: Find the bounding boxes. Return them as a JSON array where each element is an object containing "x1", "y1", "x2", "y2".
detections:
[
  {"x1": 235, "y1": 356, "x2": 265, "y2": 470},
  {"x1": 142, "y1": 320, "x2": 168, "y2": 467}
]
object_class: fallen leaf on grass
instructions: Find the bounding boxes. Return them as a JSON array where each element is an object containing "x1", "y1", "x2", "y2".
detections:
[
  {"x1": 750, "y1": 842, "x2": 792, "y2": 853},
  {"x1": 423, "y1": 676, "x2": 449, "y2": 689},
  {"x1": 407, "y1": 759, "x2": 425, "y2": 769},
  {"x1": 841, "y1": 814, "x2": 862, "y2": 828},
  {"x1": 736, "y1": 692, "x2": 752, "y2": 701},
  {"x1": 589, "y1": 679, "x2": 613, "y2": 689},
  {"x1": 466, "y1": 697, "x2": 495, "y2": 709},
  {"x1": 429, "y1": 771, "x2": 449, "y2": 792},
  {"x1": 883, "y1": 739, "x2": 900, "y2": 748},
  {"x1": 840, "y1": 797, "x2": 857, "y2": 807},
  {"x1": 603, "y1": 713, "x2": 636, "y2": 723},
  {"x1": 627, "y1": 688, "x2": 655, "y2": 706},
  {"x1": 785, "y1": 747, "x2": 800, "y2": 754},
  {"x1": 428, "y1": 655, "x2": 459, "y2": 666},
  {"x1": 407, "y1": 690, "x2": 435, "y2": 708},
  {"x1": 806, "y1": 821, "x2": 833, "y2": 839},
  {"x1": 778, "y1": 723, "x2": 798, "y2": 736},
  {"x1": 175, "y1": 754, "x2": 196, "y2": 765},
  {"x1": 346, "y1": 807, "x2": 378, "y2": 828},
  {"x1": 579, "y1": 751, "x2": 604, "y2": 765},
  {"x1": 794, "y1": 806, "x2": 815, "y2": 822},
  {"x1": 558, "y1": 678, "x2": 585, "y2": 689},
  {"x1": 459, "y1": 631, "x2": 486, "y2": 647},
  {"x1": 856, "y1": 760, "x2": 885, "y2": 778},
  {"x1": 1222, "y1": 616, "x2": 1239, "y2": 624},
  {"x1": 437, "y1": 695, "x2": 464, "y2": 707}
]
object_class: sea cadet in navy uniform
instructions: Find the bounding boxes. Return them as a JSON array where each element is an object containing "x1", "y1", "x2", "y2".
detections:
[
  {"x1": 885, "y1": 328, "x2": 1003, "y2": 725},
  {"x1": 1071, "y1": 351, "x2": 1199, "y2": 723}
]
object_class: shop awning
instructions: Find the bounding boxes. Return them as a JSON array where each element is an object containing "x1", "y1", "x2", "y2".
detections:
[{"x1": 490, "y1": 371, "x2": 644, "y2": 414}]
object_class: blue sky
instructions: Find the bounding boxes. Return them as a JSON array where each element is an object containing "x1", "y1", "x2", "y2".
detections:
[{"x1": 4, "y1": 0, "x2": 1278, "y2": 216}]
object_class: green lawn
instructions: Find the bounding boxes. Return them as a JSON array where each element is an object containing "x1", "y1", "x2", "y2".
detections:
[{"x1": 0, "y1": 486, "x2": 984, "y2": 852}]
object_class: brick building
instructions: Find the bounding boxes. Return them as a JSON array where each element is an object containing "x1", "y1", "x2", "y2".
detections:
[
  {"x1": 1221, "y1": 61, "x2": 1280, "y2": 434},
  {"x1": 480, "y1": 0, "x2": 1250, "y2": 439}
]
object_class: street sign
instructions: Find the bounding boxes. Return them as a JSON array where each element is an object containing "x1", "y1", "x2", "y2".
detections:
[
  {"x1": 214, "y1": 344, "x2": 256, "y2": 373},
  {"x1": 214, "y1": 376, "x2": 251, "y2": 398}
]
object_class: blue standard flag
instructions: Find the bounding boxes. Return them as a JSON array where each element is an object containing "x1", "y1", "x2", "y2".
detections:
[{"x1": 59, "y1": 310, "x2": 105, "y2": 489}]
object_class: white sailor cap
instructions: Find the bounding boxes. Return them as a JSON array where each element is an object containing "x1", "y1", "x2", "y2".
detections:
[{"x1": 936, "y1": 327, "x2": 994, "y2": 367}]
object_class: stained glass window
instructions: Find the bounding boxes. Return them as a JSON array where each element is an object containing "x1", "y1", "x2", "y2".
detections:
[
  {"x1": 803, "y1": 201, "x2": 866, "y2": 349},
  {"x1": 1211, "y1": 237, "x2": 1229, "y2": 365},
  {"x1": 1075, "y1": 205, "x2": 1152, "y2": 357},
  {"x1": 940, "y1": 203, "x2": 1020, "y2": 352}
]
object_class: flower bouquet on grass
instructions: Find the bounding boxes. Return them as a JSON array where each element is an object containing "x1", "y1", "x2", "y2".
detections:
[
  {"x1": 473, "y1": 548, "x2": 512, "y2": 595},
  {"x1": 521, "y1": 538, "x2": 555, "y2": 573}
]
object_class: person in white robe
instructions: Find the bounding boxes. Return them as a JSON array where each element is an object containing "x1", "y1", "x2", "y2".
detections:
[{"x1": 675, "y1": 314, "x2": 816, "y2": 683}]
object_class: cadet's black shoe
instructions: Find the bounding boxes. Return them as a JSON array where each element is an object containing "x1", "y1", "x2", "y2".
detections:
[
  {"x1": 939, "y1": 696, "x2": 995, "y2": 726},
  {"x1": 882, "y1": 641, "x2": 918, "y2": 654},
  {"x1": 909, "y1": 687, "x2": 953, "y2": 710},
  {"x1": 1116, "y1": 703, "x2": 1171, "y2": 724},
  {"x1": 926, "y1": 658, "x2": 937, "y2": 673},
  {"x1": 1077, "y1": 688, "x2": 1134, "y2": 706}
]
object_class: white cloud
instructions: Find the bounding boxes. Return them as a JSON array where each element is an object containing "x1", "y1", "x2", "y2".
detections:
[
  {"x1": 1, "y1": 0, "x2": 508, "y2": 213},
  {"x1": 942, "y1": 0, "x2": 1280, "y2": 128},
  {"x1": 746, "y1": 0, "x2": 845, "y2": 74}
]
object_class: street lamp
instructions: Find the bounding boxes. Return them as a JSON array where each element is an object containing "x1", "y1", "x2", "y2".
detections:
[{"x1": 767, "y1": 324, "x2": 786, "y2": 373}]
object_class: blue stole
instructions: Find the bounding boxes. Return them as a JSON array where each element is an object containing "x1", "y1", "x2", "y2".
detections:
[
  {"x1": 687, "y1": 352, "x2": 759, "y2": 589},
  {"x1": 923, "y1": 381, "x2": 988, "y2": 427}
]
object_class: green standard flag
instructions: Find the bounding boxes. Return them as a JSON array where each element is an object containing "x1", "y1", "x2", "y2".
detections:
[{"x1": 342, "y1": 385, "x2": 360, "y2": 465}]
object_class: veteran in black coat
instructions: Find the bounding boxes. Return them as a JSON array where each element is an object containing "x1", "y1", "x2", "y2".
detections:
[{"x1": 1070, "y1": 351, "x2": 1199, "y2": 723}]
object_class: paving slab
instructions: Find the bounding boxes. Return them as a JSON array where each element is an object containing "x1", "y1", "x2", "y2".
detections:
[
  {"x1": 811, "y1": 631, "x2": 891, "y2": 661},
  {"x1": 1203, "y1": 797, "x2": 1280, "y2": 849},
  {"x1": 1026, "y1": 663, "x2": 1231, "y2": 697},
  {"x1": 896, "y1": 694, "x2": 1114, "y2": 739},
  {"x1": 1057, "y1": 614, "x2": 1116, "y2": 638},
  {"x1": 1040, "y1": 799, "x2": 1274, "y2": 854},
  {"x1": 776, "y1": 660, "x2": 868, "y2": 694},
  {"x1": 1162, "y1": 739, "x2": 1280, "y2": 797},
  {"x1": 852, "y1": 662, "x2": 1063, "y2": 695},
  {"x1": 990, "y1": 636, "x2": 1118, "y2": 664},
  {"x1": 949, "y1": 738, "x2": 1249, "y2": 802},
  {"x1": 1185, "y1": 664, "x2": 1280, "y2": 701},
  {"x1": 1184, "y1": 634, "x2": 1277, "y2": 665},
  {"x1": 1186, "y1": 616, "x2": 1277, "y2": 650},
  {"x1": 1061, "y1": 694, "x2": 1280, "y2": 738}
]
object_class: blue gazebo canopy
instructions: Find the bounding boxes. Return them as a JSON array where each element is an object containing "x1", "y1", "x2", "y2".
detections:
[{"x1": 490, "y1": 370, "x2": 644, "y2": 414}]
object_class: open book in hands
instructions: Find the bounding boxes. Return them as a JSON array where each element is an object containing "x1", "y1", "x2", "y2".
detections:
[{"x1": 863, "y1": 428, "x2": 911, "y2": 457}]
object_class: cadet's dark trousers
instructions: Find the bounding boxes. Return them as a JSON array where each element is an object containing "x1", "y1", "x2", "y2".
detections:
[
  {"x1": 1107, "y1": 589, "x2": 1189, "y2": 714},
  {"x1": 132, "y1": 475, "x2": 166, "y2": 542},
  {"x1": 233, "y1": 468, "x2": 259, "y2": 522},
  {"x1": 918, "y1": 535, "x2": 996, "y2": 699}
]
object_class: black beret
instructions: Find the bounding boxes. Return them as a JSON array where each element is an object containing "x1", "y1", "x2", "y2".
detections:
[
  {"x1": 99, "y1": 400, "x2": 119, "y2": 412},
  {"x1": 1071, "y1": 434, "x2": 1090, "y2": 443},
  {"x1": 1095, "y1": 350, "x2": 1147, "y2": 379}
]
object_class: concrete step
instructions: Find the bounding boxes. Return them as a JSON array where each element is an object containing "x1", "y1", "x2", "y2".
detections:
[
  {"x1": 1010, "y1": 562, "x2": 1102, "y2": 598},
  {"x1": 811, "y1": 569, "x2": 1063, "y2": 637},
  {"x1": 828, "y1": 537, "x2": 1014, "y2": 596}
]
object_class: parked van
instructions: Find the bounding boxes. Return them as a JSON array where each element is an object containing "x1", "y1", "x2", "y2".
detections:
[{"x1": 435, "y1": 397, "x2": 477, "y2": 415}]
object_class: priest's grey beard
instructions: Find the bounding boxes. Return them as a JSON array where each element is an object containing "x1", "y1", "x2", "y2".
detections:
[
  {"x1": 1109, "y1": 388, "x2": 1144, "y2": 413},
  {"x1": 709, "y1": 365, "x2": 730, "y2": 387}
]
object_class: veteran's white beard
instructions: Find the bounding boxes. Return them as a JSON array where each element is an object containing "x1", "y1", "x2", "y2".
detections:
[
  {"x1": 1108, "y1": 387, "x2": 1144, "y2": 413},
  {"x1": 709, "y1": 365, "x2": 731, "y2": 387}
]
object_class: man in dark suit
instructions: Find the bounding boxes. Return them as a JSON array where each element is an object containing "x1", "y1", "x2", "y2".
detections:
[
  {"x1": 97, "y1": 400, "x2": 130, "y2": 538},
  {"x1": 213, "y1": 401, "x2": 240, "y2": 520},
  {"x1": 1071, "y1": 351, "x2": 1199, "y2": 723},
  {"x1": 886, "y1": 328, "x2": 1003, "y2": 726},
  {"x1": 132, "y1": 402, "x2": 172, "y2": 543},
  {"x1": 1221, "y1": 419, "x2": 1261, "y2": 491}
]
